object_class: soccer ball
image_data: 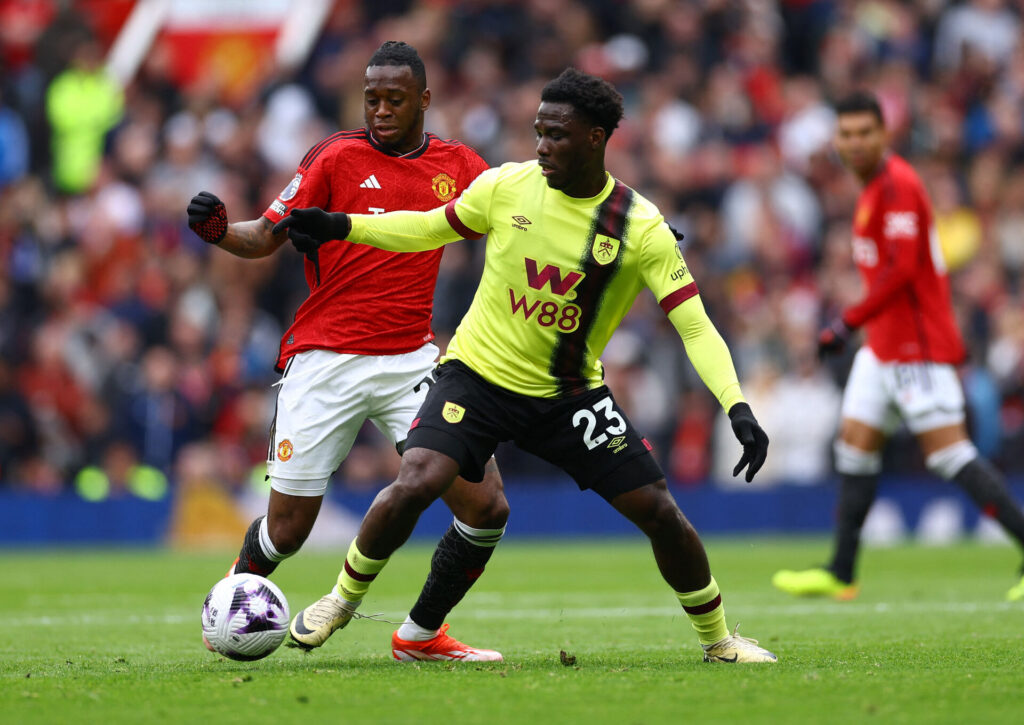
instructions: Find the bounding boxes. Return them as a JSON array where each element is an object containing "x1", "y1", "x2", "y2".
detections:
[{"x1": 201, "y1": 573, "x2": 290, "y2": 661}]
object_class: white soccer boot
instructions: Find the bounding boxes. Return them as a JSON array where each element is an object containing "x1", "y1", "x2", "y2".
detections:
[{"x1": 288, "y1": 592, "x2": 357, "y2": 649}]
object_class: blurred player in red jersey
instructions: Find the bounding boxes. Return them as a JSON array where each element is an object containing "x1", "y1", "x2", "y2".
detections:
[
  {"x1": 773, "y1": 92, "x2": 1024, "y2": 602},
  {"x1": 187, "y1": 42, "x2": 506, "y2": 660}
]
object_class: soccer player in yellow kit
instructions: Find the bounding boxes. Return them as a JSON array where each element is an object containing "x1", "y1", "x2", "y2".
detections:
[{"x1": 278, "y1": 68, "x2": 776, "y2": 663}]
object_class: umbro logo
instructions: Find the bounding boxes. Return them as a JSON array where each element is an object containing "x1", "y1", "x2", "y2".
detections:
[
  {"x1": 512, "y1": 215, "x2": 531, "y2": 232},
  {"x1": 359, "y1": 174, "x2": 382, "y2": 189}
]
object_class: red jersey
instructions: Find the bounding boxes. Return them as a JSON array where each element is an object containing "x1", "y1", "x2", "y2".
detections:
[
  {"x1": 262, "y1": 129, "x2": 489, "y2": 368},
  {"x1": 842, "y1": 154, "x2": 965, "y2": 364}
]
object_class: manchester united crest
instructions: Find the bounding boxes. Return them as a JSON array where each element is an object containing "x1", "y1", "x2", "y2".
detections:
[
  {"x1": 432, "y1": 173, "x2": 457, "y2": 202},
  {"x1": 442, "y1": 401, "x2": 465, "y2": 424},
  {"x1": 277, "y1": 439, "x2": 294, "y2": 461},
  {"x1": 592, "y1": 234, "x2": 620, "y2": 266}
]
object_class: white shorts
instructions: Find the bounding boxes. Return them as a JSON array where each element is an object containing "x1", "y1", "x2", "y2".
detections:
[
  {"x1": 840, "y1": 347, "x2": 965, "y2": 435},
  {"x1": 266, "y1": 344, "x2": 439, "y2": 496}
]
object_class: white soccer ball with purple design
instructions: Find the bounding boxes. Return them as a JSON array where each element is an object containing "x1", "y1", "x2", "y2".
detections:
[{"x1": 201, "y1": 573, "x2": 290, "y2": 661}]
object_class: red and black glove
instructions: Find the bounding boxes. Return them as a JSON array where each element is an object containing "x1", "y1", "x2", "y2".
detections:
[
  {"x1": 817, "y1": 318, "x2": 853, "y2": 358},
  {"x1": 187, "y1": 191, "x2": 228, "y2": 244}
]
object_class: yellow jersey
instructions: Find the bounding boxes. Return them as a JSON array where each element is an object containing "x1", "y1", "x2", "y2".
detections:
[{"x1": 347, "y1": 160, "x2": 744, "y2": 408}]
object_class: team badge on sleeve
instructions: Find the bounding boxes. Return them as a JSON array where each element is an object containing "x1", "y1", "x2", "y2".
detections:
[
  {"x1": 431, "y1": 173, "x2": 457, "y2": 202},
  {"x1": 279, "y1": 173, "x2": 303, "y2": 202},
  {"x1": 592, "y1": 235, "x2": 620, "y2": 266},
  {"x1": 442, "y1": 401, "x2": 465, "y2": 424}
]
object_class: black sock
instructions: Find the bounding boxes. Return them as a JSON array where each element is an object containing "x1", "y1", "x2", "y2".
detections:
[
  {"x1": 233, "y1": 516, "x2": 279, "y2": 577},
  {"x1": 408, "y1": 524, "x2": 498, "y2": 631},
  {"x1": 953, "y1": 458, "x2": 1024, "y2": 556},
  {"x1": 829, "y1": 473, "x2": 879, "y2": 584}
]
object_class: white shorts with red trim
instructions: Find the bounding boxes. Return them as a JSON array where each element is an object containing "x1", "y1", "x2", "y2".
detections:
[
  {"x1": 267, "y1": 344, "x2": 439, "y2": 496},
  {"x1": 840, "y1": 346, "x2": 965, "y2": 435}
]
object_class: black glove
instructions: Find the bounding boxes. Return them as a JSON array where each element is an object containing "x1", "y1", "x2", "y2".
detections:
[
  {"x1": 187, "y1": 191, "x2": 228, "y2": 244},
  {"x1": 272, "y1": 208, "x2": 351, "y2": 286},
  {"x1": 728, "y1": 402, "x2": 769, "y2": 482},
  {"x1": 817, "y1": 318, "x2": 853, "y2": 358}
]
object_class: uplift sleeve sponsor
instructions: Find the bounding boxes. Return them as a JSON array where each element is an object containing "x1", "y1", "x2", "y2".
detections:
[{"x1": 641, "y1": 219, "x2": 697, "y2": 310}]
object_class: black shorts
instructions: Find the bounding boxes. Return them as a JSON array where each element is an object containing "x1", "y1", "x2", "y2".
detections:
[{"x1": 406, "y1": 360, "x2": 664, "y2": 501}]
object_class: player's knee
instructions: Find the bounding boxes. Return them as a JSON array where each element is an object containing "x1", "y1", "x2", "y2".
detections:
[
  {"x1": 638, "y1": 490, "x2": 686, "y2": 539},
  {"x1": 834, "y1": 440, "x2": 882, "y2": 476},
  {"x1": 925, "y1": 440, "x2": 977, "y2": 480},
  {"x1": 462, "y1": 491, "x2": 510, "y2": 529},
  {"x1": 393, "y1": 449, "x2": 457, "y2": 510}
]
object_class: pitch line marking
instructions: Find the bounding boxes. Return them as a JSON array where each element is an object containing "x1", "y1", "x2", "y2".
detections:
[{"x1": 7, "y1": 600, "x2": 1020, "y2": 628}]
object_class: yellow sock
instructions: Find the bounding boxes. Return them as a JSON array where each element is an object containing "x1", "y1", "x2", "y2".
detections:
[
  {"x1": 336, "y1": 539, "x2": 389, "y2": 604},
  {"x1": 676, "y1": 576, "x2": 729, "y2": 646}
]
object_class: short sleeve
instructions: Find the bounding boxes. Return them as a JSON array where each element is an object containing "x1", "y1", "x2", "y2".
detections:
[
  {"x1": 444, "y1": 165, "x2": 500, "y2": 239},
  {"x1": 262, "y1": 143, "x2": 332, "y2": 223},
  {"x1": 640, "y1": 219, "x2": 698, "y2": 314}
]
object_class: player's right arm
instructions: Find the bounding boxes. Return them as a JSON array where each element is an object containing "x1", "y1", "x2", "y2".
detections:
[
  {"x1": 187, "y1": 191, "x2": 288, "y2": 258},
  {"x1": 218, "y1": 218, "x2": 288, "y2": 258}
]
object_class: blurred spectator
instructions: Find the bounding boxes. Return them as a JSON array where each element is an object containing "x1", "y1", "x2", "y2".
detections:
[
  {"x1": 0, "y1": 358, "x2": 37, "y2": 482},
  {"x1": 45, "y1": 37, "x2": 123, "y2": 194},
  {"x1": 933, "y1": 0, "x2": 1020, "y2": 73},
  {"x1": 74, "y1": 440, "x2": 168, "y2": 501},
  {"x1": 114, "y1": 346, "x2": 200, "y2": 472},
  {"x1": 0, "y1": 88, "x2": 29, "y2": 187}
]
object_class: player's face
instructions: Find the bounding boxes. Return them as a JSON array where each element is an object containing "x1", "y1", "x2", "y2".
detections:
[
  {"x1": 834, "y1": 111, "x2": 886, "y2": 178},
  {"x1": 364, "y1": 65, "x2": 430, "y2": 154},
  {"x1": 535, "y1": 101, "x2": 606, "y2": 197}
]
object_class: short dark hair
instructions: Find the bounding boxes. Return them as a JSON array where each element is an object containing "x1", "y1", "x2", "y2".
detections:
[
  {"x1": 834, "y1": 91, "x2": 884, "y2": 126},
  {"x1": 367, "y1": 41, "x2": 426, "y2": 91},
  {"x1": 541, "y1": 67, "x2": 624, "y2": 139}
]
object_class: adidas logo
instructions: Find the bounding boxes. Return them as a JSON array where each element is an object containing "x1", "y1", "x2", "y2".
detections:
[{"x1": 359, "y1": 174, "x2": 382, "y2": 189}]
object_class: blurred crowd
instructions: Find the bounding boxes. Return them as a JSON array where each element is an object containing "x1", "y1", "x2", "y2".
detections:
[{"x1": 2, "y1": 0, "x2": 1024, "y2": 498}]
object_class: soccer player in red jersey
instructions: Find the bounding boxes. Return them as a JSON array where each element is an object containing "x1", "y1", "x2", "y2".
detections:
[
  {"x1": 773, "y1": 92, "x2": 1024, "y2": 601},
  {"x1": 187, "y1": 42, "x2": 506, "y2": 660}
]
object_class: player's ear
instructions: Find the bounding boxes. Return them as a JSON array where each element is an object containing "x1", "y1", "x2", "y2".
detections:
[
  {"x1": 420, "y1": 87, "x2": 431, "y2": 112},
  {"x1": 589, "y1": 126, "x2": 606, "y2": 150}
]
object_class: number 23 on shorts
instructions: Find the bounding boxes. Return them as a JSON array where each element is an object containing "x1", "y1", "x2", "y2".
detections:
[{"x1": 572, "y1": 396, "x2": 627, "y2": 451}]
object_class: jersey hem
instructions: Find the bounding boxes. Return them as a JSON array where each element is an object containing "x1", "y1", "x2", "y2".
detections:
[
  {"x1": 442, "y1": 356, "x2": 604, "y2": 400},
  {"x1": 277, "y1": 338, "x2": 434, "y2": 368},
  {"x1": 864, "y1": 343, "x2": 965, "y2": 365}
]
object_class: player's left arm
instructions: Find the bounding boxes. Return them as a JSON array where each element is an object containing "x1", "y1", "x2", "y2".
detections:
[
  {"x1": 642, "y1": 220, "x2": 768, "y2": 481},
  {"x1": 666, "y1": 297, "x2": 745, "y2": 412}
]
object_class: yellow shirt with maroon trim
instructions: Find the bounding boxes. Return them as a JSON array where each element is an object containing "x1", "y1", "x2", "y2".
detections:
[{"x1": 347, "y1": 160, "x2": 744, "y2": 408}]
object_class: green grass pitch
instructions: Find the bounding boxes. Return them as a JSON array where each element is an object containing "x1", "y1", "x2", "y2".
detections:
[{"x1": 2, "y1": 537, "x2": 1023, "y2": 724}]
